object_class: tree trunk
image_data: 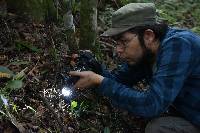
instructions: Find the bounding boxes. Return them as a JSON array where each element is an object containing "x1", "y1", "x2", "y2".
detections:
[
  {"x1": 79, "y1": 0, "x2": 98, "y2": 51},
  {"x1": 63, "y1": 0, "x2": 79, "y2": 53}
]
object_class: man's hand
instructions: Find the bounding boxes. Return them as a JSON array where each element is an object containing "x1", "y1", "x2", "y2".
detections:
[{"x1": 69, "y1": 71, "x2": 104, "y2": 89}]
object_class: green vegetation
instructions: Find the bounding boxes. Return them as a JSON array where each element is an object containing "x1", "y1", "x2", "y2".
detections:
[{"x1": 118, "y1": 0, "x2": 200, "y2": 34}]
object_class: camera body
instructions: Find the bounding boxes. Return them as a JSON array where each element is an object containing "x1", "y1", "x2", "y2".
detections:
[
  {"x1": 64, "y1": 51, "x2": 102, "y2": 84},
  {"x1": 61, "y1": 51, "x2": 102, "y2": 101}
]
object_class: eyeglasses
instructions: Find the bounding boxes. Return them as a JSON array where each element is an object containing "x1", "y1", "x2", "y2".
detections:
[{"x1": 113, "y1": 34, "x2": 137, "y2": 49}]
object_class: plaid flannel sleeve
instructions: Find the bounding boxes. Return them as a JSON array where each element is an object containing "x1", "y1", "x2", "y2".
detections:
[
  {"x1": 98, "y1": 36, "x2": 193, "y2": 117},
  {"x1": 101, "y1": 63, "x2": 147, "y2": 87}
]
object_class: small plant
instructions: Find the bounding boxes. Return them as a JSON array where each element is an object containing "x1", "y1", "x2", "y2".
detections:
[
  {"x1": 15, "y1": 40, "x2": 42, "y2": 53},
  {"x1": 0, "y1": 66, "x2": 26, "y2": 97},
  {"x1": 69, "y1": 100, "x2": 88, "y2": 118}
]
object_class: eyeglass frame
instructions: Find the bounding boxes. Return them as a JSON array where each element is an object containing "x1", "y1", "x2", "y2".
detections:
[{"x1": 113, "y1": 34, "x2": 138, "y2": 49}]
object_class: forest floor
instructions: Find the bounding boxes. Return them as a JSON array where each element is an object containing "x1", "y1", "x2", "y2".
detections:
[{"x1": 0, "y1": 13, "x2": 147, "y2": 133}]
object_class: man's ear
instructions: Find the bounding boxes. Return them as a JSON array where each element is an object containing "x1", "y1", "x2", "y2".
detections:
[{"x1": 143, "y1": 29, "x2": 156, "y2": 47}]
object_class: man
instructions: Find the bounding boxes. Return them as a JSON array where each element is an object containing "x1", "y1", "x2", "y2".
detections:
[{"x1": 70, "y1": 3, "x2": 200, "y2": 133}]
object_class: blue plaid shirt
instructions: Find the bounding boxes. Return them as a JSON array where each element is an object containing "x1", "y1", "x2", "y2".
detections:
[{"x1": 98, "y1": 27, "x2": 200, "y2": 126}]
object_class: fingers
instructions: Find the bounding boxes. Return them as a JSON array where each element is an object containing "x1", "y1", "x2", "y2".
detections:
[
  {"x1": 69, "y1": 71, "x2": 101, "y2": 89},
  {"x1": 71, "y1": 54, "x2": 79, "y2": 59},
  {"x1": 70, "y1": 54, "x2": 79, "y2": 66},
  {"x1": 73, "y1": 80, "x2": 84, "y2": 89},
  {"x1": 68, "y1": 71, "x2": 84, "y2": 89},
  {"x1": 69, "y1": 71, "x2": 92, "y2": 89},
  {"x1": 71, "y1": 72, "x2": 87, "y2": 89},
  {"x1": 69, "y1": 71, "x2": 83, "y2": 77}
]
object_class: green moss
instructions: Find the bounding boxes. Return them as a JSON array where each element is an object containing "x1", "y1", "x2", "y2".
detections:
[{"x1": 79, "y1": 0, "x2": 98, "y2": 50}]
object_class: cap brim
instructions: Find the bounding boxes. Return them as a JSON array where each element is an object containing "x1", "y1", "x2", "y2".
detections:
[
  {"x1": 100, "y1": 27, "x2": 132, "y2": 37},
  {"x1": 101, "y1": 20, "x2": 160, "y2": 37}
]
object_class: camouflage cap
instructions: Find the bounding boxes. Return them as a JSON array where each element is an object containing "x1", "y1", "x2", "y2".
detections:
[{"x1": 101, "y1": 3, "x2": 158, "y2": 37}]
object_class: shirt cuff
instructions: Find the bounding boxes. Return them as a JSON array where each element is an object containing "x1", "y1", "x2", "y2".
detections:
[{"x1": 96, "y1": 77, "x2": 113, "y2": 96}]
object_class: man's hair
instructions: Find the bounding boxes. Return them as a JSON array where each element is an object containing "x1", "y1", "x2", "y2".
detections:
[{"x1": 129, "y1": 23, "x2": 169, "y2": 48}]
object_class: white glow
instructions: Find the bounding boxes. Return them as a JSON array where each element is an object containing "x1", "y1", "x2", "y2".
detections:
[{"x1": 62, "y1": 87, "x2": 72, "y2": 97}]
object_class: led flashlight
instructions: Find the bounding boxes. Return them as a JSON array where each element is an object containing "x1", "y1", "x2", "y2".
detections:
[{"x1": 62, "y1": 86, "x2": 73, "y2": 97}]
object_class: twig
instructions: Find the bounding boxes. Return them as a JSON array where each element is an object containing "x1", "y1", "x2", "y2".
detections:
[{"x1": 27, "y1": 60, "x2": 39, "y2": 76}]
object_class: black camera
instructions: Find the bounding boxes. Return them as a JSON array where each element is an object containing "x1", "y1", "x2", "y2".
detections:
[{"x1": 60, "y1": 51, "x2": 102, "y2": 101}]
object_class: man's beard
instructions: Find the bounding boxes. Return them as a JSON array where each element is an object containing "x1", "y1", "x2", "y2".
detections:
[
  {"x1": 138, "y1": 48, "x2": 155, "y2": 68},
  {"x1": 117, "y1": 46, "x2": 155, "y2": 69},
  {"x1": 129, "y1": 47, "x2": 156, "y2": 77}
]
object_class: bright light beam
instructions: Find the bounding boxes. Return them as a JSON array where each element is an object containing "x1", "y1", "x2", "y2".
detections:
[{"x1": 62, "y1": 87, "x2": 72, "y2": 97}]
